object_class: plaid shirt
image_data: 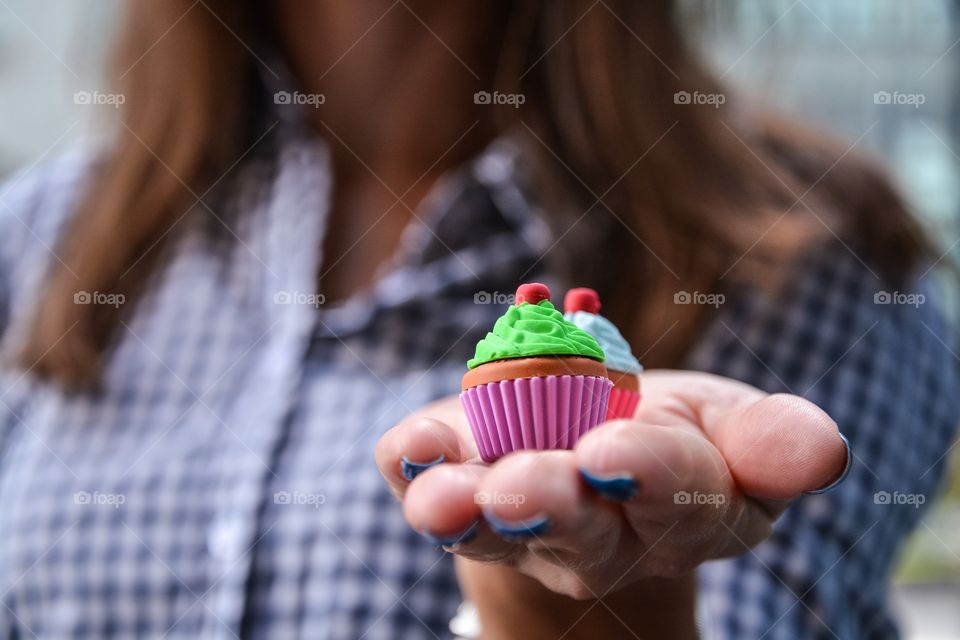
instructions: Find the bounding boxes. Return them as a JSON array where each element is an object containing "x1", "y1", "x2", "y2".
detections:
[{"x1": 0, "y1": 118, "x2": 957, "y2": 640}]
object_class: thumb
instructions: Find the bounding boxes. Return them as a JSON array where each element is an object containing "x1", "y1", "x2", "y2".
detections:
[{"x1": 714, "y1": 393, "x2": 849, "y2": 500}]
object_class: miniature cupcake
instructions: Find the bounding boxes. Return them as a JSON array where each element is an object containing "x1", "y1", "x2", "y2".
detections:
[
  {"x1": 564, "y1": 288, "x2": 643, "y2": 420},
  {"x1": 461, "y1": 283, "x2": 612, "y2": 462}
]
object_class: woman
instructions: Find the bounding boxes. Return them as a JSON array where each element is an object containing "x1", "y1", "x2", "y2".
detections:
[{"x1": 1, "y1": 1, "x2": 956, "y2": 638}]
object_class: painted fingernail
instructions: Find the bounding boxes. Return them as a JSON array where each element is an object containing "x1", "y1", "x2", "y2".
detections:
[
  {"x1": 580, "y1": 469, "x2": 639, "y2": 501},
  {"x1": 400, "y1": 453, "x2": 445, "y2": 481},
  {"x1": 483, "y1": 510, "x2": 550, "y2": 539},
  {"x1": 420, "y1": 520, "x2": 480, "y2": 547},
  {"x1": 804, "y1": 433, "x2": 852, "y2": 495}
]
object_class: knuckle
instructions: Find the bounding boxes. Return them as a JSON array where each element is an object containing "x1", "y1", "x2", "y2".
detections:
[
  {"x1": 561, "y1": 582, "x2": 598, "y2": 602},
  {"x1": 549, "y1": 573, "x2": 599, "y2": 601}
]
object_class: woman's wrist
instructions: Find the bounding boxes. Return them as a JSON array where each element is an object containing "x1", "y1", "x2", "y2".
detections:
[{"x1": 455, "y1": 558, "x2": 698, "y2": 640}]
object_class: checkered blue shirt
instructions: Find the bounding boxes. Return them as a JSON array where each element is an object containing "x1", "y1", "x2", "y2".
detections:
[{"x1": 0, "y1": 119, "x2": 957, "y2": 639}]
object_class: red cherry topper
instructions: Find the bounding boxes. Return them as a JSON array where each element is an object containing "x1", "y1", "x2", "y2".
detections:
[
  {"x1": 564, "y1": 287, "x2": 601, "y2": 314},
  {"x1": 515, "y1": 282, "x2": 551, "y2": 305}
]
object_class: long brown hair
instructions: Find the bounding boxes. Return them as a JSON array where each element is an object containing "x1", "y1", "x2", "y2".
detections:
[{"x1": 21, "y1": 0, "x2": 929, "y2": 387}]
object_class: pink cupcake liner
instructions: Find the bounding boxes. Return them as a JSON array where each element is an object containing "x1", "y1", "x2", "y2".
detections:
[
  {"x1": 461, "y1": 375, "x2": 612, "y2": 462},
  {"x1": 606, "y1": 387, "x2": 641, "y2": 420}
]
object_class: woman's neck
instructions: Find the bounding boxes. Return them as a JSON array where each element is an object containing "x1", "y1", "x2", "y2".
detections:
[
  {"x1": 274, "y1": 0, "x2": 504, "y2": 180},
  {"x1": 272, "y1": 0, "x2": 509, "y2": 300}
]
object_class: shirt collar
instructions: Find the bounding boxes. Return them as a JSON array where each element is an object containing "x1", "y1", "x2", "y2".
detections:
[
  {"x1": 250, "y1": 52, "x2": 556, "y2": 336},
  {"x1": 313, "y1": 135, "x2": 556, "y2": 337}
]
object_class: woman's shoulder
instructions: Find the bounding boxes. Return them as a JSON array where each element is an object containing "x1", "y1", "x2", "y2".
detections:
[
  {"x1": 689, "y1": 241, "x2": 959, "y2": 423},
  {"x1": 0, "y1": 145, "x2": 102, "y2": 333},
  {"x1": 0, "y1": 144, "x2": 101, "y2": 253}
]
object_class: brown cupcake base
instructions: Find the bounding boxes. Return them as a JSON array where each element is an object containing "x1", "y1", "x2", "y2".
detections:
[
  {"x1": 607, "y1": 368, "x2": 640, "y2": 393},
  {"x1": 462, "y1": 356, "x2": 606, "y2": 391}
]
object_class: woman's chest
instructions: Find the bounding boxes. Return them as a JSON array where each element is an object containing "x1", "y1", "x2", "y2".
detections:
[{"x1": 0, "y1": 348, "x2": 464, "y2": 638}]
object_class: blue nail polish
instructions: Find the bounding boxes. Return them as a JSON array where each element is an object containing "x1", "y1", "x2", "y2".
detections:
[
  {"x1": 400, "y1": 454, "x2": 445, "y2": 481},
  {"x1": 580, "y1": 469, "x2": 639, "y2": 501},
  {"x1": 483, "y1": 510, "x2": 550, "y2": 539},
  {"x1": 420, "y1": 520, "x2": 480, "y2": 547},
  {"x1": 804, "y1": 433, "x2": 852, "y2": 495}
]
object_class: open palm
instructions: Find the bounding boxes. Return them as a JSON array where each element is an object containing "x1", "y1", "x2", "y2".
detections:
[{"x1": 375, "y1": 370, "x2": 849, "y2": 600}]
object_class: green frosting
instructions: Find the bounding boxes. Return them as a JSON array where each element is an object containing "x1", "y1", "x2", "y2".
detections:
[{"x1": 467, "y1": 300, "x2": 605, "y2": 369}]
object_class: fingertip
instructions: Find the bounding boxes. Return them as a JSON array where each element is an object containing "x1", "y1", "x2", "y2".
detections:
[
  {"x1": 804, "y1": 432, "x2": 852, "y2": 495},
  {"x1": 575, "y1": 421, "x2": 703, "y2": 502},
  {"x1": 399, "y1": 417, "x2": 463, "y2": 462},
  {"x1": 478, "y1": 451, "x2": 581, "y2": 523},
  {"x1": 376, "y1": 417, "x2": 461, "y2": 483},
  {"x1": 728, "y1": 394, "x2": 846, "y2": 499},
  {"x1": 404, "y1": 464, "x2": 485, "y2": 537}
]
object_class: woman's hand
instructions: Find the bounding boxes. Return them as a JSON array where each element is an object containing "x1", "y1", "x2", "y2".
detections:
[{"x1": 375, "y1": 371, "x2": 848, "y2": 625}]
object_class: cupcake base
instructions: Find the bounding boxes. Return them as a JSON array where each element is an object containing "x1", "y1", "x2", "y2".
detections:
[
  {"x1": 461, "y1": 374, "x2": 612, "y2": 462},
  {"x1": 605, "y1": 368, "x2": 641, "y2": 420},
  {"x1": 606, "y1": 387, "x2": 640, "y2": 420}
]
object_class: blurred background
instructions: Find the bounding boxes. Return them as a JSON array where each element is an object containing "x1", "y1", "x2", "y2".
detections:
[{"x1": 1, "y1": 1, "x2": 958, "y2": 638}]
